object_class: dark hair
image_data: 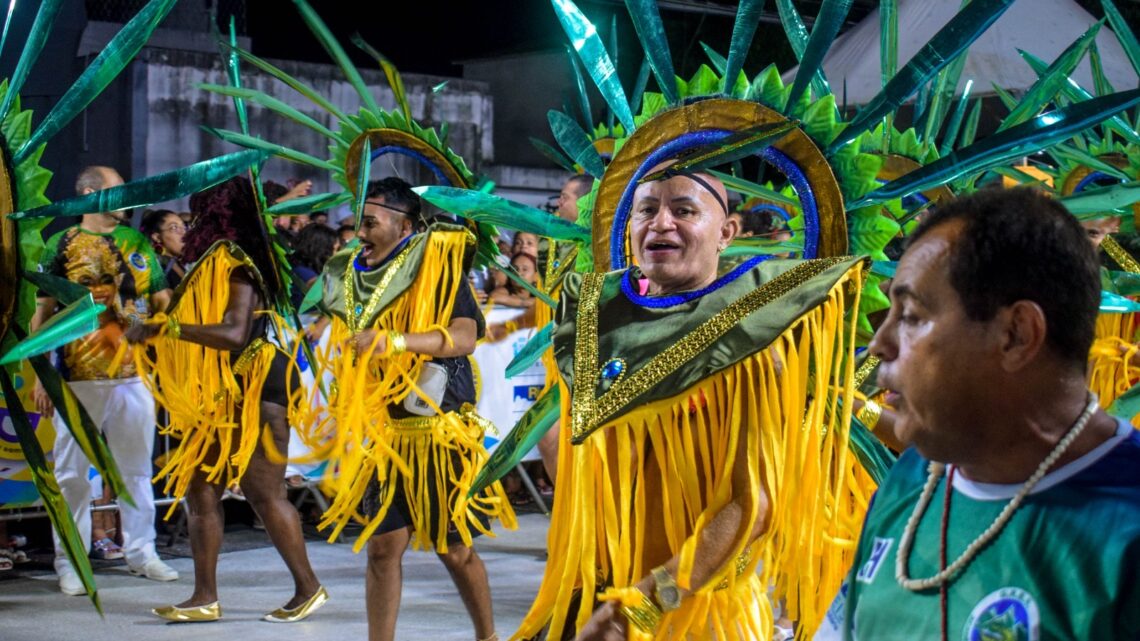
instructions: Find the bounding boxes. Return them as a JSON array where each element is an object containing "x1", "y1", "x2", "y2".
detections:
[
  {"x1": 310, "y1": 210, "x2": 329, "y2": 223},
  {"x1": 184, "y1": 176, "x2": 281, "y2": 297},
  {"x1": 366, "y1": 177, "x2": 423, "y2": 229},
  {"x1": 292, "y1": 223, "x2": 338, "y2": 274},
  {"x1": 739, "y1": 208, "x2": 785, "y2": 237},
  {"x1": 907, "y1": 187, "x2": 1099, "y2": 365},
  {"x1": 261, "y1": 180, "x2": 289, "y2": 205},
  {"x1": 140, "y1": 208, "x2": 177, "y2": 240}
]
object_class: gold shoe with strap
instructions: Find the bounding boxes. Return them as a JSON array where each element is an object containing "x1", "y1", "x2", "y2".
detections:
[
  {"x1": 262, "y1": 585, "x2": 330, "y2": 623},
  {"x1": 152, "y1": 601, "x2": 221, "y2": 623}
]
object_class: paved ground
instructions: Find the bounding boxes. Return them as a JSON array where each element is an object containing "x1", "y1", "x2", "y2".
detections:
[{"x1": 0, "y1": 511, "x2": 550, "y2": 641}]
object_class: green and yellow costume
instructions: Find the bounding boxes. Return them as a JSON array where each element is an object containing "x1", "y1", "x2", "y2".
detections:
[{"x1": 303, "y1": 225, "x2": 516, "y2": 552}]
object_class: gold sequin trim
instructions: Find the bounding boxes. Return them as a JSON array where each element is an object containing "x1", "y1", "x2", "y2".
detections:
[
  {"x1": 1103, "y1": 235, "x2": 1140, "y2": 274},
  {"x1": 570, "y1": 258, "x2": 853, "y2": 441},
  {"x1": 232, "y1": 338, "x2": 270, "y2": 377},
  {"x1": 388, "y1": 403, "x2": 496, "y2": 435},
  {"x1": 854, "y1": 355, "x2": 880, "y2": 388},
  {"x1": 344, "y1": 237, "x2": 422, "y2": 333}
]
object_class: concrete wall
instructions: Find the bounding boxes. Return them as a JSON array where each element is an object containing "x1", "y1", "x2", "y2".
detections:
[{"x1": 134, "y1": 47, "x2": 493, "y2": 218}]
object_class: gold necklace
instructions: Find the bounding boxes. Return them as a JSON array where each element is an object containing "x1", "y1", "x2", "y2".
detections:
[
  {"x1": 343, "y1": 238, "x2": 417, "y2": 333},
  {"x1": 895, "y1": 394, "x2": 1098, "y2": 591}
]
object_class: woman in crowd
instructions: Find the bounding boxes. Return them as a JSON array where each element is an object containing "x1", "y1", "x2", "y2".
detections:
[{"x1": 140, "y1": 208, "x2": 187, "y2": 289}]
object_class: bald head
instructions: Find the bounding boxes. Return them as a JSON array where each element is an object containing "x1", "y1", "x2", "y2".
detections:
[
  {"x1": 630, "y1": 166, "x2": 739, "y2": 295},
  {"x1": 75, "y1": 166, "x2": 123, "y2": 196}
]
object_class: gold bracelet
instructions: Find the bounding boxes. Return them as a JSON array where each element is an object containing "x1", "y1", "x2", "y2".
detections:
[
  {"x1": 387, "y1": 331, "x2": 407, "y2": 356},
  {"x1": 165, "y1": 316, "x2": 181, "y2": 340},
  {"x1": 856, "y1": 399, "x2": 883, "y2": 432},
  {"x1": 618, "y1": 589, "x2": 663, "y2": 636}
]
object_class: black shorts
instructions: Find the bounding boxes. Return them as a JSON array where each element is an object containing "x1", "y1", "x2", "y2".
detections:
[{"x1": 361, "y1": 447, "x2": 491, "y2": 547}]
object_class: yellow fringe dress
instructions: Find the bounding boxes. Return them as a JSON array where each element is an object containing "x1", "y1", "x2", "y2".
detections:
[
  {"x1": 299, "y1": 225, "x2": 516, "y2": 552},
  {"x1": 132, "y1": 241, "x2": 286, "y2": 513},
  {"x1": 514, "y1": 257, "x2": 877, "y2": 641}
]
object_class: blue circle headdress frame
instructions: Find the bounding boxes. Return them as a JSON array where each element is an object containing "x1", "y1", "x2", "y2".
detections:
[{"x1": 591, "y1": 98, "x2": 848, "y2": 274}]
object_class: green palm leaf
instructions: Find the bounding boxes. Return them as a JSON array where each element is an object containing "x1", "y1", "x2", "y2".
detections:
[
  {"x1": 774, "y1": 0, "x2": 831, "y2": 102},
  {"x1": 999, "y1": 22, "x2": 1103, "y2": 131},
  {"x1": 223, "y1": 44, "x2": 355, "y2": 129},
  {"x1": 0, "y1": 0, "x2": 63, "y2": 123},
  {"x1": 723, "y1": 0, "x2": 766, "y2": 95},
  {"x1": 0, "y1": 370, "x2": 102, "y2": 613},
  {"x1": 0, "y1": 295, "x2": 104, "y2": 365},
  {"x1": 622, "y1": 0, "x2": 679, "y2": 104},
  {"x1": 1089, "y1": 39, "x2": 1116, "y2": 98},
  {"x1": 470, "y1": 386, "x2": 561, "y2": 495},
  {"x1": 552, "y1": 0, "x2": 636, "y2": 133},
  {"x1": 830, "y1": 0, "x2": 1016, "y2": 153},
  {"x1": 1061, "y1": 180, "x2": 1140, "y2": 216},
  {"x1": 1102, "y1": 0, "x2": 1140, "y2": 79},
  {"x1": 205, "y1": 128, "x2": 337, "y2": 172},
  {"x1": 15, "y1": 0, "x2": 177, "y2": 163},
  {"x1": 641, "y1": 121, "x2": 799, "y2": 181},
  {"x1": 11, "y1": 150, "x2": 271, "y2": 219},
  {"x1": 530, "y1": 137, "x2": 577, "y2": 172},
  {"x1": 549, "y1": 110, "x2": 606, "y2": 178},
  {"x1": 199, "y1": 84, "x2": 343, "y2": 141},
  {"x1": 1020, "y1": 51, "x2": 1140, "y2": 146},
  {"x1": 701, "y1": 43, "x2": 728, "y2": 75},
  {"x1": 709, "y1": 170, "x2": 800, "y2": 208},
  {"x1": 505, "y1": 322, "x2": 555, "y2": 378},
  {"x1": 292, "y1": 0, "x2": 381, "y2": 115},
  {"x1": 352, "y1": 137, "x2": 371, "y2": 229},
  {"x1": 350, "y1": 34, "x2": 413, "y2": 126},
  {"x1": 267, "y1": 191, "x2": 352, "y2": 216},
  {"x1": 939, "y1": 79, "x2": 974, "y2": 156},
  {"x1": 850, "y1": 90, "x2": 1140, "y2": 208},
  {"x1": 784, "y1": 0, "x2": 852, "y2": 112},
  {"x1": 414, "y1": 185, "x2": 590, "y2": 244},
  {"x1": 26, "y1": 354, "x2": 131, "y2": 506}
]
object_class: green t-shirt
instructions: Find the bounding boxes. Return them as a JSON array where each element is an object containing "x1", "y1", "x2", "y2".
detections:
[{"x1": 815, "y1": 419, "x2": 1140, "y2": 641}]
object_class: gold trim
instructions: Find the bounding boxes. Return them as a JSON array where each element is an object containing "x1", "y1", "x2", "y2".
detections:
[
  {"x1": 854, "y1": 355, "x2": 881, "y2": 388},
  {"x1": 0, "y1": 147, "x2": 18, "y2": 337},
  {"x1": 570, "y1": 258, "x2": 849, "y2": 441},
  {"x1": 1103, "y1": 235, "x2": 1140, "y2": 274},
  {"x1": 591, "y1": 99, "x2": 848, "y2": 271},
  {"x1": 232, "y1": 338, "x2": 270, "y2": 377},
  {"x1": 343, "y1": 237, "x2": 421, "y2": 333},
  {"x1": 876, "y1": 155, "x2": 953, "y2": 206},
  {"x1": 344, "y1": 129, "x2": 471, "y2": 199}
]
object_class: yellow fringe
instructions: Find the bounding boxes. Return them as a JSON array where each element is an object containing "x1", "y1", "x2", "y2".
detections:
[
  {"x1": 512, "y1": 264, "x2": 874, "y2": 641},
  {"x1": 132, "y1": 245, "x2": 279, "y2": 516},
  {"x1": 297, "y1": 230, "x2": 516, "y2": 551},
  {"x1": 1089, "y1": 312, "x2": 1140, "y2": 427}
]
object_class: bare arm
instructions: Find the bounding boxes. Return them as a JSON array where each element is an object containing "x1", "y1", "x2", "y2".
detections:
[
  {"x1": 126, "y1": 274, "x2": 259, "y2": 351},
  {"x1": 30, "y1": 297, "x2": 59, "y2": 417},
  {"x1": 576, "y1": 414, "x2": 769, "y2": 640},
  {"x1": 149, "y1": 288, "x2": 172, "y2": 315},
  {"x1": 351, "y1": 316, "x2": 478, "y2": 359}
]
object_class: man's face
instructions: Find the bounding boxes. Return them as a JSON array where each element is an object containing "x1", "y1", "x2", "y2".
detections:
[
  {"x1": 85, "y1": 169, "x2": 126, "y2": 222},
  {"x1": 629, "y1": 172, "x2": 737, "y2": 294},
  {"x1": 512, "y1": 232, "x2": 538, "y2": 257},
  {"x1": 357, "y1": 197, "x2": 412, "y2": 267},
  {"x1": 557, "y1": 178, "x2": 587, "y2": 222},
  {"x1": 290, "y1": 214, "x2": 310, "y2": 232},
  {"x1": 870, "y1": 220, "x2": 999, "y2": 461},
  {"x1": 1082, "y1": 216, "x2": 1120, "y2": 251}
]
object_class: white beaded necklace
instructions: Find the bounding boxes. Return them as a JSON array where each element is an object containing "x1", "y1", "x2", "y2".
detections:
[{"x1": 895, "y1": 394, "x2": 1099, "y2": 591}]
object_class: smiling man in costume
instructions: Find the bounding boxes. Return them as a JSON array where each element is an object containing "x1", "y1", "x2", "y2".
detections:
[
  {"x1": 312, "y1": 177, "x2": 515, "y2": 641},
  {"x1": 815, "y1": 188, "x2": 1140, "y2": 640},
  {"x1": 513, "y1": 164, "x2": 872, "y2": 641}
]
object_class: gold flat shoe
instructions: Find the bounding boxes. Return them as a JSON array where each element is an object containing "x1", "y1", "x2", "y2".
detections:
[
  {"x1": 262, "y1": 585, "x2": 329, "y2": 623},
  {"x1": 152, "y1": 601, "x2": 221, "y2": 623}
]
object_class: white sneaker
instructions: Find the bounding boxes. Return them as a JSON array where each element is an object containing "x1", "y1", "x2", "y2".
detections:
[
  {"x1": 128, "y1": 557, "x2": 179, "y2": 582},
  {"x1": 58, "y1": 568, "x2": 86, "y2": 596}
]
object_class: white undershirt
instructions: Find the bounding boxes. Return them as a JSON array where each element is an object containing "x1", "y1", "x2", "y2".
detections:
[{"x1": 950, "y1": 417, "x2": 1131, "y2": 501}]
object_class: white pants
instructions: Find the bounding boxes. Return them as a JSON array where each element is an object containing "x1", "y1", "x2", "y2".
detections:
[{"x1": 51, "y1": 377, "x2": 158, "y2": 572}]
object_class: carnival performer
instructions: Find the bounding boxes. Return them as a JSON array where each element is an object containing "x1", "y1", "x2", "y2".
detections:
[
  {"x1": 125, "y1": 176, "x2": 326, "y2": 623},
  {"x1": 512, "y1": 166, "x2": 871, "y2": 641},
  {"x1": 815, "y1": 188, "x2": 1140, "y2": 639},
  {"x1": 309, "y1": 177, "x2": 515, "y2": 641}
]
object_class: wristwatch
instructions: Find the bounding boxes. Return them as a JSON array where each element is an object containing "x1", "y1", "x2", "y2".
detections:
[{"x1": 651, "y1": 566, "x2": 683, "y2": 612}]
